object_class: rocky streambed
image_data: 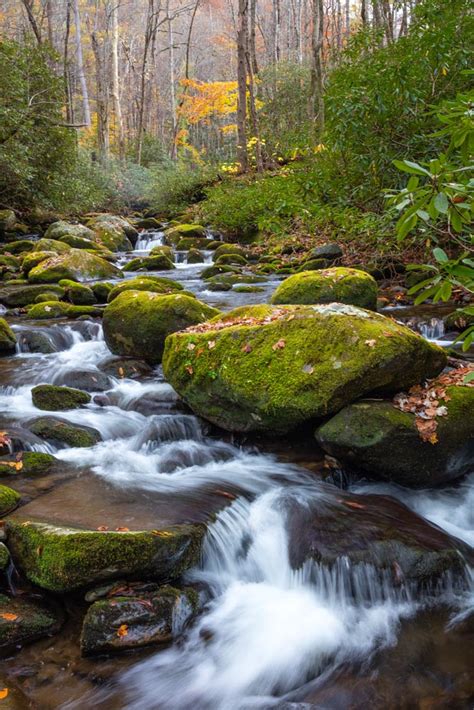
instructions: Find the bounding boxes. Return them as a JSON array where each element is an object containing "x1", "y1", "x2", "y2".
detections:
[{"x1": 0, "y1": 217, "x2": 472, "y2": 709}]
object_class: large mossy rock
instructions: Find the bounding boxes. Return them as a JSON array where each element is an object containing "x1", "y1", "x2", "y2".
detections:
[
  {"x1": 271, "y1": 267, "x2": 378, "y2": 310},
  {"x1": 88, "y1": 214, "x2": 137, "y2": 251},
  {"x1": 0, "y1": 485, "x2": 21, "y2": 515},
  {"x1": 32, "y1": 385, "x2": 91, "y2": 411},
  {"x1": 59, "y1": 279, "x2": 97, "y2": 305},
  {"x1": 44, "y1": 220, "x2": 95, "y2": 242},
  {"x1": 6, "y1": 520, "x2": 205, "y2": 593},
  {"x1": 34, "y1": 237, "x2": 71, "y2": 254},
  {"x1": 28, "y1": 249, "x2": 121, "y2": 284},
  {"x1": 0, "y1": 593, "x2": 61, "y2": 650},
  {"x1": 0, "y1": 209, "x2": 17, "y2": 234},
  {"x1": 315, "y1": 385, "x2": 474, "y2": 487},
  {"x1": 107, "y1": 276, "x2": 183, "y2": 302},
  {"x1": 0, "y1": 284, "x2": 64, "y2": 307},
  {"x1": 0, "y1": 318, "x2": 16, "y2": 355},
  {"x1": 122, "y1": 254, "x2": 175, "y2": 272},
  {"x1": 0, "y1": 239, "x2": 35, "y2": 255},
  {"x1": 27, "y1": 416, "x2": 102, "y2": 448},
  {"x1": 22, "y1": 250, "x2": 57, "y2": 276},
  {"x1": 26, "y1": 301, "x2": 101, "y2": 320},
  {"x1": 212, "y1": 243, "x2": 246, "y2": 262},
  {"x1": 164, "y1": 224, "x2": 206, "y2": 246},
  {"x1": 80, "y1": 584, "x2": 198, "y2": 655},
  {"x1": 162, "y1": 303, "x2": 446, "y2": 434},
  {"x1": 103, "y1": 291, "x2": 220, "y2": 365},
  {"x1": 0, "y1": 452, "x2": 57, "y2": 477}
]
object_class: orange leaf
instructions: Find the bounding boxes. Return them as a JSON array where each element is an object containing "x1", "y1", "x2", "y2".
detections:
[
  {"x1": 343, "y1": 500, "x2": 366, "y2": 510},
  {"x1": 0, "y1": 613, "x2": 18, "y2": 621},
  {"x1": 117, "y1": 624, "x2": 128, "y2": 638},
  {"x1": 185, "y1": 365, "x2": 194, "y2": 375},
  {"x1": 97, "y1": 525, "x2": 109, "y2": 531},
  {"x1": 0, "y1": 689, "x2": 9, "y2": 700},
  {"x1": 115, "y1": 527, "x2": 129, "y2": 532}
]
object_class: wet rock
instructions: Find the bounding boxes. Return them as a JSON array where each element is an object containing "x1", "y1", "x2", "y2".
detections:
[
  {"x1": 0, "y1": 240, "x2": 35, "y2": 255},
  {"x1": 26, "y1": 301, "x2": 102, "y2": 320},
  {"x1": 310, "y1": 242, "x2": 343, "y2": 261},
  {"x1": 162, "y1": 303, "x2": 446, "y2": 434},
  {"x1": 0, "y1": 592, "x2": 62, "y2": 651},
  {"x1": 297, "y1": 258, "x2": 331, "y2": 271},
  {"x1": 0, "y1": 542, "x2": 9, "y2": 571},
  {"x1": 91, "y1": 281, "x2": 113, "y2": 303},
  {"x1": 149, "y1": 245, "x2": 174, "y2": 259},
  {"x1": 15, "y1": 329, "x2": 55, "y2": 354},
  {"x1": 103, "y1": 291, "x2": 220, "y2": 365},
  {"x1": 54, "y1": 369, "x2": 112, "y2": 392},
  {"x1": 34, "y1": 237, "x2": 71, "y2": 254},
  {"x1": 99, "y1": 356, "x2": 153, "y2": 379},
  {"x1": 0, "y1": 452, "x2": 57, "y2": 477},
  {"x1": 315, "y1": 385, "x2": 474, "y2": 487},
  {"x1": 176, "y1": 237, "x2": 213, "y2": 251},
  {"x1": 58, "y1": 279, "x2": 96, "y2": 305},
  {"x1": 444, "y1": 307, "x2": 474, "y2": 332},
  {"x1": 205, "y1": 273, "x2": 265, "y2": 289},
  {"x1": 87, "y1": 214, "x2": 138, "y2": 250},
  {"x1": 200, "y1": 264, "x2": 240, "y2": 279},
  {"x1": 6, "y1": 519, "x2": 205, "y2": 593},
  {"x1": 0, "y1": 210, "x2": 17, "y2": 234},
  {"x1": 21, "y1": 251, "x2": 57, "y2": 277},
  {"x1": 0, "y1": 318, "x2": 16, "y2": 355},
  {"x1": 187, "y1": 248, "x2": 204, "y2": 264},
  {"x1": 27, "y1": 416, "x2": 102, "y2": 448},
  {"x1": 28, "y1": 249, "x2": 121, "y2": 284},
  {"x1": 233, "y1": 285, "x2": 265, "y2": 293},
  {"x1": 271, "y1": 267, "x2": 378, "y2": 310},
  {"x1": 80, "y1": 584, "x2": 198, "y2": 655},
  {"x1": 164, "y1": 224, "x2": 206, "y2": 246},
  {"x1": 285, "y1": 488, "x2": 472, "y2": 587},
  {"x1": 31, "y1": 385, "x2": 91, "y2": 411},
  {"x1": 134, "y1": 217, "x2": 164, "y2": 230},
  {"x1": 0, "y1": 284, "x2": 65, "y2": 308},
  {"x1": 212, "y1": 244, "x2": 246, "y2": 262},
  {"x1": 0, "y1": 485, "x2": 21, "y2": 515},
  {"x1": 215, "y1": 253, "x2": 248, "y2": 266},
  {"x1": 44, "y1": 221, "x2": 95, "y2": 243},
  {"x1": 107, "y1": 276, "x2": 183, "y2": 302},
  {"x1": 92, "y1": 394, "x2": 111, "y2": 407},
  {"x1": 122, "y1": 255, "x2": 175, "y2": 272}
]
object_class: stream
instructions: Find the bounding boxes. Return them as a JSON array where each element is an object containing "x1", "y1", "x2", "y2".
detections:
[{"x1": 1, "y1": 231, "x2": 473, "y2": 709}]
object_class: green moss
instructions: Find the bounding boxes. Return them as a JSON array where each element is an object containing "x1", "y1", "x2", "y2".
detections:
[
  {"x1": 205, "y1": 273, "x2": 265, "y2": 289},
  {"x1": 0, "y1": 452, "x2": 57, "y2": 477},
  {"x1": 0, "y1": 542, "x2": 9, "y2": 570},
  {"x1": 26, "y1": 301, "x2": 102, "y2": 320},
  {"x1": 104, "y1": 291, "x2": 220, "y2": 365},
  {"x1": 0, "y1": 209, "x2": 16, "y2": 232},
  {"x1": 34, "y1": 292, "x2": 61, "y2": 303},
  {"x1": 1, "y1": 239, "x2": 35, "y2": 255},
  {"x1": 0, "y1": 484, "x2": 21, "y2": 515},
  {"x1": 22, "y1": 251, "x2": 57, "y2": 276},
  {"x1": 233, "y1": 285, "x2": 265, "y2": 293},
  {"x1": 0, "y1": 255, "x2": 20, "y2": 268},
  {"x1": 200, "y1": 264, "x2": 239, "y2": 279},
  {"x1": 32, "y1": 384, "x2": 91, "y2": 411},
  {"x1": 0, "y1": 284, "x2": 65, "y2": 307},
  {"x1": 176, "y1": 237, "x2": 213, "y2": 250},
  {"x1": 92, "y1": 281, "x2": 113, "y2": 302},
  {"x1": 164, "y1": 224, "x2": 206, "y2": 245},
  {"x1": 44, "y1": 220, "x2": 95, "y2": 242},
  {"x1": 150, "y1": 245, "x2": 174, "y2": 259},
  {"x1": 212, "y1": 244, "x2": 245, "y2": 262},
  {"x1": 6, "y1": 520, "x2": 205, "y2": 592},
  {"x1": 107, "y1": 277, "x2": 182, "y2": 302},
  {"x1": 215, "y1": 254, "x2": 248, "y2": 266},
  {"x1": 0, "y1": 592, "x2": 61, "y2": 648},
  {"x1": 187, "y1": 248, "x2": 204, "y2": 264},
  {"x1": 88, "y1": 215, "x2": 137, "y2": 251},
  {"x1": 28, "y1": 249, "x2": 121, "y2": 284},
  {"x1": 162, "y1": 303, "x2": 446, "y2": 433},
  {"x1": 297, "y1": 258, "x2": 331, "y2": 271},
  {"x1": 28, "y1": 416, "x2": 102, "y2": 447},
  {"x1": 271, "y1": 267, "x2": 378, "y2": 310},
  {"x1": 0, "y1": 317, "x2": 16, "y2": 354},
  {"x1": 35, "y1": 238, "x2": 72, "y2": 254},
  {"x1": 58, "y1": 279, "x2": 96, "y2": 305},
  {"x1": 122, "y1": 255, "x2": 175, "y2": 272}
]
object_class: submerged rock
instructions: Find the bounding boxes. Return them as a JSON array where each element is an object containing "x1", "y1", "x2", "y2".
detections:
[
  {"x1": 27, "y1": 416, "x2": 102, "y2": 448},
  {"x1": 6, "y1": 520, "x2": 205, "y2": 593},
  {"x1": 271, "y1": 267, "x2": 378, "y2": 310},
  {"x1": 54, "y1": 369, "x2": 112, "y2": 392},
  {"x1": 99, "y1": 356, "x2": 153, "y2": 379},
  {"x1": 162, "y1": 303, "x2": 446, "y2": 433},
  {"x1": 0, "y1": 592, "x2": 61, "y2": 651},
  {"x1": 315, "y1": 385, "x2": 474, "y2": 487},
  {"x1": 31, "y1": 384, "x2": 91, "y2": 411},
  {"x1": 103, "y1": 291, "x2": 220, "y2": 365},
  {"x1": 80, "y1": 584, "x2": 198, "y2": 655},
  {"x1": 0, "y1": 318, "x2": 16, "y2": 355},
  {"x1": 0, "y1": 485, "x2": 21, "y2": 515},
  {"x1": 28, "y1": 249, "x2": 121, "y2": 283},
  {"x1": 107, "y1": 276, "x2": 183, "y2": 302}
]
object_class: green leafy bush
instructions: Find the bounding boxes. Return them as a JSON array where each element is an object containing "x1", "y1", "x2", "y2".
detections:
[{"x1": 146, "y1": 163, "x2": 219, "y2": 217}]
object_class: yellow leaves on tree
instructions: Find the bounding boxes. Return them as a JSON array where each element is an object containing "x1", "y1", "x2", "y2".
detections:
[{"x1": 178, "y1": 79, "x2": 238, "y2": 126}]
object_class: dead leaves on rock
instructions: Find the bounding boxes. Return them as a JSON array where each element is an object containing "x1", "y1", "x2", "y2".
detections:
[
  {"x1": 393, "y1": 365, "x2": 474, "y2": 444},
  {"x1": 117, "y1": 624, "x2": 128, "y2": 638}
]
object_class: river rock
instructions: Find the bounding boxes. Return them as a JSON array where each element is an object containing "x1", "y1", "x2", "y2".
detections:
[
  {"x1": 27, "y1": 416, "x2": 102, "y2": 448},
  {"x1": 103, "y1": 291, "x2": 220, "y2": 365},
  {"x1": 444, "y1": 307, "x2": 474, "y2": 331},
  {"x1": 212, "y1": 244, "x2": 246, "y2": 262},
  {"x1": 21, "y1": 251, "x2": 57, "y2": 276},
  {"x1": 0, "y1": 318, "x2": 16, "y2": 355},
  {"x1": 215, "y1": 253, "x2": 248, "y2": 266},
  {"x1": 0, "y1": 209, "x2": 16, "y2": 234},
  {"x1": 31, "y1": 384, "x2": 91, "y2": 411},
  {"x1": 91, "y1": 281, "x2": 113, "y2": 302},
  {"x1": 44, "y1": 220, "x2": 96, "y2": 243},
  {"x1": 315, "y1": 385, "x2": 474, "y2": 487},
  {"x1": 35, "y1": 237, "x2": 71, "y2": 254},
  {"x1": 107, "y1": 276, "x2": 183, "y2": 302},
  {"x1": 162, "y1": 303, "x2": 446, "y2": 434},
  {"x1": 0, "y1": 485, "x2": 21, "y2": 515},
  {"x1": 99, "y1": 356, "x2": 153, "y2": 379},
  {"x1": 0, "y1": 240, "x2": 35, "y2": 255},
  {"x1": 310, "y1": 242, "x2": 343, "y2": 261},
  {"x1": 200, "y1": 264, "x2": 239, "y2": 279},
  {"x1": 58, "y1": 279, "x2": 96, "y2": 305},
  {"x1": 54, "y1": 369, "x2": 112, "y2": 392},
  {"x1": 122, "y1": 255, "x2": 175, "y2": 272},
  {"x1": 0, "y1": 452, "x2": 57, "y2": 477},
  {"x1": 80, "y1": 584, "x2": 198, "y2": 655},
  {"x1": 150, "y1": 245, "x2": 174, "y2": 259},
  {"x1": 187, "y1": 248, "x2": 204, "y2": 264},
  {"x1": 0, "y1": 592, "x2": 62, "y2": 651},
  {"x1": 28, "y1": 249, "x2": 121, "y2": 283},
  {"x1": 5, "y1": 519, "x2": 205, "y2": 593},
  {"x1": 26, "y1": 301, "x2": 102, "y2": 320},
  {"x1": 164, "y1": 224, "x2": 206, "y2": 246},
  {"x1": 88, "y1": 214, "x2": 138, "y2": 250},
  {"x1": 271, "y1": 268, "x2": 378, "y2": 310},
  {"x1": 0, "y1": 284, "x2": 65, "y2": 307},
  {"x1": 134, "y1": 217, "x2": 164, "y2": 230}
]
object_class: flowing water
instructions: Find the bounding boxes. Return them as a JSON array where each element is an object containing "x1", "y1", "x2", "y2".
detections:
[{"x1": 1, "y1": 233, "x2": 473, "y2": 709}]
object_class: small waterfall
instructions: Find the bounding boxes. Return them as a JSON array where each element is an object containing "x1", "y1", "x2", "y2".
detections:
[
  {"x1": 417, "y1": 317, "x2": 446, "y2": 341},
  {"x1": 134, "y1": 230, "x2": 166, "y2": 252}
]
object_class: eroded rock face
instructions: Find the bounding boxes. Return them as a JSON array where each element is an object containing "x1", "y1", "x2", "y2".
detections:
[
  {"x1": 162, "y1": 303, "x2": 446, "y2": 434},
  {"x1": 103, "y1": 291, "x2": 220, "y2": 365},
  {"x1": 270, "y1": 267, "x2": 378, "y2": 310},
  {"x1": 315, "y1": 385, "x2": 474, "y2": 487},
  {"x1": 6, "y1": 520, "x2": 205, "y2": 593}
]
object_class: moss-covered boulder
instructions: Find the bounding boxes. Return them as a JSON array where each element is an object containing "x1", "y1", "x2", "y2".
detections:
[
  {"x1": 26, "y1": 301, "x2": 101, "y2": 320},
  {"x1": 315, "y1": 385, "x2": 474, "y2": 487},
  {"x1": 164, "y1": 224, "x2": 206, "y2": 246},
  {"x1": 215, "y1": 253, "x2": 248, "y2": 266},
  {"x1": 0, "y1": 593, "x2": 61, "y2": 650},
  {"x1": 134, "y1": 217, "x2": 164, "y2": 230},
  {"x1": 58, "y1": 279, "x2": 96, "y2": 305},
  {"x1": 0, "y1": 452, "x2": 57, "y2": 477},
  {"x1": 233, "y1": 285, "x2": 265, "y2": 293},
  {"x1": 28, "y1": 249, "x2": 121, "y2": 283},
  {"x1": 27, "y1": 416, "x2": 102, "y2": 448},
  {"x1": 297, "y1": 258, "x2": 331, "y2": 272},
  {"x1": 212, "y1": 244, "x2": 245, "y2": 262},
  {"x1": 271, "y1": 268, "x2": 378, "y2": 310},
  {"x1": 35, "y1": 237, "x2": 71, "y2": 254},
  {"x1": 122, "y1": 254, "x2": 175, "y2": 272},
  {"x1": 80, "y1": 584, "x2": 198, "y2": 655},
  {"x1": 34, "y1": 291, "x2": 60, "y2": 303},
  {"x1": 103, "y1": 291, "x2": 220, "y2": 365},
  {"x1": 88, "y1": 215, "x2": 137, "y2": 251},
  {"x1": 0, "y1": 239, "x2": 35, "y2": 255},
  {"x1": 150, "y1": 245, "x2": 174, "y2": 259},
  {"x1": 162, "y1": 303, "x2": 446, "y2": 434},
  {"x1": 200, "y1": 264, "x2": 239, "y2": 279},
  {"x1": 44, "y1": 221, "x2": 95, "y2": 243},
  {"x1": 107, "y1": 277, "x2": 183, "y2": 302},
  {"x1": 205, "y1": 273, "x2": 265, "y2": 289},
  {"x1": 22, "y1": 251, "x2": 57, "y2": 276},
  {"x1": 92, "y1": 281, "x2": 113, "y2": 302},
  {"x1": 0, "y1": 284, "x2": 65, "y2": 307},
  {"x1": 32, "y1": 385, "x2": 91, "y2": 411},
  {"x1": 0, "y1": 255, "x2": 20, "y2": 269},
  {"x1": 176, "y1": 237, "x2": 213, "y2": 251},
  {"x1": 0, "y1": 485, "x2": 21, "y2": 515},
  {"x1": 444, "y1": 307, "x2": 474, "y2": 332},
  {"x1": 0, "y1": 543, "x2": 9, "y2": 571},
  {"x1": 0, "y1": 318, "x2": 16, "y2": 355},
  {"x1": 0, "y1": 209, "x2": 17, "y2": 233},
  {"x1": 187, "y1": 248, "x2": 204, "y2": 264},
  {"x1": 6, "y1": 520, "x2": 204, "y2": 593}
]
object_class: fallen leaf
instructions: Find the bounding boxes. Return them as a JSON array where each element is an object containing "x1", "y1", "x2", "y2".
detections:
[
  {"x1": 214, "y1": 489, "x2": 236, "y2": 500},
  {"x1": 241, "y1": 343, "x2": 252, "y2": 353},
  {"x1": 187, "y1": 342, "x2": 196, "y2": 351},
  {"x1": 115, "y1": 527, "x2": 130, "y2": 532},
  {"x1": 118, "y1": 367, "x2": 125, "y2": 378},
  {"x1": 117, "y1": 624, "x2": 128, "y2": 638},
  {"x1": 208, "y1": 340, "x2": 216, "y2": 350},
  {"x1": 342, "y1": 500, "x2": 366, "y2": 510},
  {"x1": 364, "y1": 339, "x2": 376, "y2": 347},
  {"x1": 0, "y1": 613, "x2": 18, "y2": 621},
  {"x1": 97, "y1": 525, "x2": 109, "y2": 531},
  {"x1": 272, "y1": 339, "x2": 286, "y2": 351},
  {"x1": 185, "y1": 365, "x2": 194, "y2": 375},
  {"x1": 0, "y1": 689, "x2": 8, "y2": 700}
]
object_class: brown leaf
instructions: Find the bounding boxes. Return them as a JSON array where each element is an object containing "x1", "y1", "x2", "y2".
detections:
[
  {"x1": 241, "y1": 343, "x2": 252, "y2": 353},
  {"x1": 97, "y1": 525, "x2": 109, "y2": 531},
  {"x1": 343, "y1": 500, "x2": 366, "y2": 510},
  {"x1": 364, "y1": 339, "x2": 376, "y2": 348},
  {"x1": 185, "y1": 365, "x2": 194, "y2": 375},
  {"x1": 117, "y1": 624, "x2": 128, "y2": 638},
  {"x1": 272, "y1": 339, "x2": 286, "y2": 351},
  {"x1": 115, "y1": 527, "x2": 130, "y2": 532},
  {"x1": 187, "y1": 342, "x2": 196, "y2": 351},
  {"x1": 118, "y1": 367, "x2": 125, "y2": 378},
  {"x1": 0, "y1": 613, "x2": 18, "y2": 621}
]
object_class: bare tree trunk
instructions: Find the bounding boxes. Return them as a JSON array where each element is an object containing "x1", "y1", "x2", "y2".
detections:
[
  {"x1": 91, "y1": 29, "x2": 110, "y2": 161},
  {"x1": 137, "y1": 0, "x2": 159, "y2": 165},
  {"x1": 21, "y1": 0, "x2": 42, "y2": 44},
  {"x1": 63, "y1": 0, "x2": 74, "y2": 125},
  {"x1": 273, "y1": 0, "x2": 281, "y2": 63},
  {"x1": 361, "y1": 0, "x2": 368, "y2": 25},
  {"x1": 111, "y1": 0, "x2": 125, "y2": 159},
  {"x1": 45, "y1": 0, "x2": 55, "y2": 47},
  {"x1": 246, "y1": 0, "x2": 263, "y2": 171},
  {"x1": 236, "y1": 0, "x2": 249, "y2": 171},
  {"x1": 167, "y1": 0, "x2": 177, "y2": 160},
  {"x1": 171, "y1": 0, "x2": 200, "y2": 155},
  {"x1": 345, "y1": 0, "x2": 350, "y2": 37},
  {"x1": 310, "y1": 0, "x2": 324, "y2": 136},
  {"x1": 73, "y1": 0, "x2": 91, "y2": 126}
]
